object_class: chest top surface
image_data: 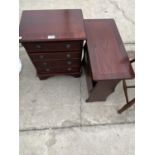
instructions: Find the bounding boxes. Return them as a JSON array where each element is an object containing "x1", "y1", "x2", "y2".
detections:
[
  {"x1": 84, "y1": 19, "x2": 134, "y2": 81},
  {"x1": 19, "y1": 9, "x2": 86, "y2": 42}
]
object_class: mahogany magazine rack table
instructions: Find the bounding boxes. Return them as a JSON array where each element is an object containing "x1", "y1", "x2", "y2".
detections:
[{"x1": 84, "y1": 19, "x2": 134, "y2": 102}]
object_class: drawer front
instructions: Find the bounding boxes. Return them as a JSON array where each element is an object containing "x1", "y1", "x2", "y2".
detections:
[
  {"x1": 37, "y1": 66, "x2": 80, "y2": 74},
  {"x1": 29, "y1": 52, "x2": 81, "y2": 61},
  {"x1": 33, "y1": 59, "x2": 81, "y2": 68},
  {"x1": 23, "y1": 41, "x2": 83, "y2": 52}
]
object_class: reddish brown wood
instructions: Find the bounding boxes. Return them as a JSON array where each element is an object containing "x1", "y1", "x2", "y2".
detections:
[
  {"x1": 29, "y1": 51, "x2": 81, "y2": 61},
  {"x1": 84, "y1": 19, "x2": 134, "y2": 81},
  {"x1": 84, "y1": 19, "x2": 135, "y2": 102},
  {"x1": 84, "y1": 44, "x2": 120, "y2": 102},
  {"x1": 118, "y1": 98, "x2": 135, "y2": 113},
  {"x1": 37, "y1": 66, "x2": 80, "y2": 74},
  {"x1": 23, "y1": 41, "x2": 83, "y2": 52},
  {"x1": 33, "y1": 59, "x2": 81, "y2": 68},
  {"x1": 37, "y1": 72, "x2": 82, "y2": 80},
  {"x1": 19, "y1": 9, "x2": 86, "y2": 42},
  {"x1": 86, "y1": 80, "x2": 120, "y2": 102},
  {"x1": 118, "y1": 55, "x2": 135, "y2": 113},
  {"x1": 19, "y1": 10, "x2": 86, "y2": 79}
]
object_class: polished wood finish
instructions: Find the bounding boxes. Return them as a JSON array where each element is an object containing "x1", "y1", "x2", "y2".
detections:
[
  {"x1": 84, "y1": 19, "x2": 135, "y2": 102},
  {"x1": 29, "y1": 52, "x2": 81, "y2": 61},
  {"x1": 37, "y1": 66, "x2": 80, "y2": 74},
  {"x1": 19, "y1": 10, "x2": 86, "y2": 79},
  {"x1": 23, "y1": 41, "x2": 83, "y2": 52},
  {"x1": 33, "y1": 59, "x2": 81, "y2": 68},
  {"x1": 84, "y1": 19, "x2": 134, "y2": 81},
  {"x1": 38, "y1": 72, "x2": 81, "y2": 80},
  {"x1": 19, "y1": 9, "x2": 86, "y2": 42}
]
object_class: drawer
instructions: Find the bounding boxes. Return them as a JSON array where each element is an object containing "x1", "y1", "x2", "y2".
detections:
[
  {"x1": 37, "y1": 66, "x2": 80, "y2": 74},
  {"x1": 23, "y1": 41, "x2": 83, "y2": 52},
  {"x1": 29, "y1": 52, "x2": 81, "y2": 61},
  {"x1": 33, "y1": 59, "x2": 81, "y2": 68}
]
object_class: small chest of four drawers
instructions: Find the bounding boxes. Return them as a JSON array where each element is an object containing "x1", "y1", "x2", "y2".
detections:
[
  {"x1": 19, "y1": 9, "x2": 86, "y2": 80},
  {"x1": 22, "y1": 41, "x2": 83, "y2": 79}
]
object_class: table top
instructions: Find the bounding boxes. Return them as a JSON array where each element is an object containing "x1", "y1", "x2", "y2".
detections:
[
  {"x1": 19, "y1": 9, "x2": 86, "y2": 42},
  {"x1": 84, "y1": 19, "x2": 134, "y2": 81}
]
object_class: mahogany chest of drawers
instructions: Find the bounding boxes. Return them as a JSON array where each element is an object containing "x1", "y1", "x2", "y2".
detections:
[{"x1": 19, "y1": 9, "x2": 86, "y2": 80}]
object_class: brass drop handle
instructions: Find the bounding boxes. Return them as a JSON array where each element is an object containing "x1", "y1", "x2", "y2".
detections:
[
  {"x1": 39, "y1": 55, "x2": 44, "y2": 59},
  {"x1": 67, "y1": 61, "x2": 72, "y2": 65},
  {"x1": 66, "y1": 53, "x2": 71, "y2": 58},
  {"x1": 45, "y1": 68, "x2": 50, "y2": 72},
  {"x1": 36, "y1": 44, "x2": 42, "y2": 49},
  {"x1": 43, "y1": 62, "x2": 48, "y2": 66},
  {"x1": 67, "y1": 68, "x2": 72, "y2": 71},
  {"x1": 66, "y1": 44, "x2": 71, "y2": 49}
]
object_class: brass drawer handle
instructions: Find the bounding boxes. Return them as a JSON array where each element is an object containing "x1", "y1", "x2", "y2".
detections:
[
  {"x1": 39, "y1": 55, "x2": 44, "y2": 59},
  {"x1": 67, "y1": 68, "x2": 72, "y2": 71},
  {"x1": 67, "y1": 61, "x2": 72, "y2": 65},
  {"x1": 45, "y1": 68, "x2": 50, "y2": 72},
  {"x1": 43, "y1": 62, "x2": 48, "y2": 66},
  {"x1": 66, "y1": 44, "x2": 71, "y2": 49},
  {"x1": 36, "y1": 44, "x2": 42, "y2": 49},
  {"x1": 66, "y1": 53, "x2": 71, "y2": 58}
]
